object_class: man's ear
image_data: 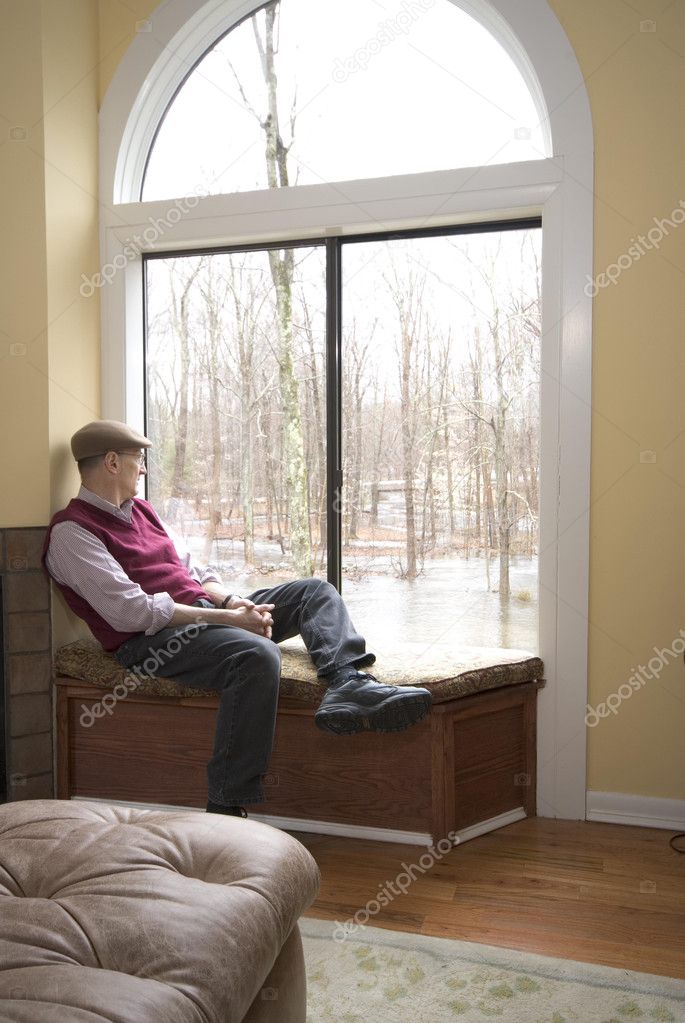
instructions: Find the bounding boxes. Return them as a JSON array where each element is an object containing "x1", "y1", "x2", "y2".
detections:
[{"x1": 102, "y1": 451, "x2": 120, "y2": 474}]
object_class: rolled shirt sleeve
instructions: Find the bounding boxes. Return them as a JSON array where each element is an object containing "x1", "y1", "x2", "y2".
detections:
[{"x1": 46, "y1": 521, "x2": 175, "y2": 635}]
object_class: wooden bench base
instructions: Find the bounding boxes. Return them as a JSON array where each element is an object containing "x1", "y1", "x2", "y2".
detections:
[{"x1": 56, "y1": 677, "x2": 543, "y2": 844}]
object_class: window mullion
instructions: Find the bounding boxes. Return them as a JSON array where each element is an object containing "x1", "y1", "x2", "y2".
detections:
[{"x1": 325, "y1": 237, "x2": 343, "y2": 592}]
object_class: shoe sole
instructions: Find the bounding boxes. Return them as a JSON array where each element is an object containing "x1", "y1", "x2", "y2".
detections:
[{"x1": 314, "y1": 691, "x2": 432, "y2": 736}]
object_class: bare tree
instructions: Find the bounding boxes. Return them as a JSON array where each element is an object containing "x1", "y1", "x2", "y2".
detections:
[
  {"x1": 167, "y1": 260, "x2": 204, "y2": 500},
  {"x1": 455, "y1": 234, "x2": 541, "y2": 598},
  {"x1": 198, "y1": 262, "x2": 232, "y2": 560},
  {"x1": 342, "y1": 320, "x2": 371, "y2": 541},
  {"x1": 225, "y1": 1, "x2": 312, "y2": 575},
  {"x1": 220, "y1": 256, "x2": 275, "y2": 566},
  {"x1": 385, "y1": 263, "x2": 429, "y2": 580},
  {"x1": 299, "y1": 291, "x2": 327, "y2": 557}
]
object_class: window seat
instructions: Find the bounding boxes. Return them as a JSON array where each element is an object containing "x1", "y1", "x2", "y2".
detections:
[{"x1": 54, "y1": 638, "x2": 545, "y2": 845}]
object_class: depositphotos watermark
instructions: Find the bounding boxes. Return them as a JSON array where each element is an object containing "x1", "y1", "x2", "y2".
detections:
[
  {"x1": 584, "y1": 200, "x2": 685, "y2": 297},
  {"x1": 79, "y1": 193, "x2": 202, "y2": 297},
  {"x1": 332, "y1": 0, "x2": 435, "y2": 83},
  {"x1": 585, "y1": 629, "x2": 685, "y2": 727},
  {"x1": 79, "y1": 622, "x2": 206, "y2": 727},
  {"x1": 332, "y1": 829, "x2": 460, "y2": 942}
]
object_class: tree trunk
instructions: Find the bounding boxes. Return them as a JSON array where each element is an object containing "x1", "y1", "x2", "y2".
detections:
[
  {"x1": 490, "y1": 313, "x2": 511, "y2": 600},
  {"x1": 400, "y1": 326, "x2": 418, "y2": 580},
  {"x1": 230, "y1": 263, "x2": 257, "y2": 568},
  {"x1": 257, "y1": 4, "x2": 312, "y2": 576},
  {"x1": 269, "y1": 250, "x2": 312, "y2": 574},
  {"x1": 444, "y1": 413, "x2": 455, "y2": 542},
  {"x1": 169, "y1": 263, "x2": 202, "y2": 499},
  {"x1": 202, "y1": 277, "x2": 224, "y2": 563},
  {"x1": 370, "y1": 384, "x2": 387, "y2": 529},
  {"x1": 240, "y1": 408, "x2": 254, "y2": 566},
  {"x1": 494, "y1": 415, "x2": 510, "y2": 599},
  {"x1": 348, "y1": 350, "x2": 365, "y2": 540},
  {"x1": 303, "y1": 306, "x2": 327, "y2": 551}
]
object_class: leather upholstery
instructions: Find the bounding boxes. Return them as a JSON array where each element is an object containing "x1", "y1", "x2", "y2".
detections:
[{"x1": 0, "y1": 800, "x2": 320, "y2": 1022}]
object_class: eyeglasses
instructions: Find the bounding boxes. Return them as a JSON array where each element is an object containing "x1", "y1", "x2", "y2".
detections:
[{"x1": 116, "y1": 450, "x2": 147, "y2": 467}]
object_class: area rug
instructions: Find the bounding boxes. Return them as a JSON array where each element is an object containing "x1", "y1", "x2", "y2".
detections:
[{"x1": 300, "y1": 917, "x2": 685, "y2": 1022}]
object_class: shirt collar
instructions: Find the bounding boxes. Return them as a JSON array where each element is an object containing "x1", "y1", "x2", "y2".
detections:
[{"x1": 78, "y1": 485, "x2": 134, "y2": 522}]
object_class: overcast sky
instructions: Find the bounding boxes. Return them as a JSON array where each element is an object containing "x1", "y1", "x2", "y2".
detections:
[{"x1": 143, "y1": 0, "x2": 545, "y2": 201}]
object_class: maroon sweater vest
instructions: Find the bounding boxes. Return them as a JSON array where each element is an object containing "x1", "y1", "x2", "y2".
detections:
[{"x1": 42, "y1": 497, "x2": 210, "y2": 651}]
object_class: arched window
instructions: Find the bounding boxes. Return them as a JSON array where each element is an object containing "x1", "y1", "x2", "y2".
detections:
[
  {"x1": 142, "y1": 0, "x2": 548, "y2": 202},
  {"x1": 99, "y1": 0, "x2": 593, "y2": 822}
]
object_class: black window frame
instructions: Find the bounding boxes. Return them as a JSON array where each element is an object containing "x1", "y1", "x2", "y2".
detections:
[{"x1": 142, "y1": 214, "x2": 541, "y2": 591}]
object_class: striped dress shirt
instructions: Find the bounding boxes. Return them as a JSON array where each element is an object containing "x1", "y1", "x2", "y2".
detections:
[{"x1": 45, "y1": 486, "x2": 221, "y2": 636}]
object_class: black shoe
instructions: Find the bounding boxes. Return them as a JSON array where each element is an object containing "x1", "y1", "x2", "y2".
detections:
[
  {"x1": 206, "y1": 801, "x2": 248, "y2": 818},
  {"x1": 314, "y1": 669, "x2": 432, "y2": 736}
]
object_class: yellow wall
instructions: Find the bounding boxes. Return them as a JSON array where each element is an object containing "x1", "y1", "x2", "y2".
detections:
[
  {"x1": 42, "y1": 0, "x2": 100, "y2": 644},
  {"x1": 545, "y1": 0, "x2": 685, "y2": 799},
  {"x1": 1, "y1": 0, "x2": 683, "y2": 801},
  {"x1": 0, "y1": 1, "x2": 50, "y2": 524},
  {"x1": 0, "y1": 0, "x2": 99, "y2": 531},
  {"x1": 42, "y1": 0, "x2": 101, "y2": 514},
  {"x1": 97, "y1": 0, "x2": 158, "y2": 106}
]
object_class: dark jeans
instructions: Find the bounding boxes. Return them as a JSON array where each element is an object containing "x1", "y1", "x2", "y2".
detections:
[{"x1": 114, "y1": 579, "x2": 375, "y2": 807}]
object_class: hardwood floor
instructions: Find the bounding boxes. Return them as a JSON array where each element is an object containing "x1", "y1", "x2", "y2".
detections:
[{"x1": 293, "y1": 817, "x2": 685, "y2": 979}]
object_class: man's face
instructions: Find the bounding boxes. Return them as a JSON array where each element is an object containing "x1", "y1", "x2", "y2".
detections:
[{"x1": 116, "y1": 449, "x2": 147, "y2": 497}]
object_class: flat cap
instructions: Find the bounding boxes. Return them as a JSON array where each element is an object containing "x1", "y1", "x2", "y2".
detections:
[{"x1": 71, "y1": 420, "x2": 152, "y2": 462}]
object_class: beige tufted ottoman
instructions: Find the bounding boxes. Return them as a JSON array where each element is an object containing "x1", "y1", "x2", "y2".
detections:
[{"x1": 0, "y1": 799, "x2": 320, "y2": 1022}]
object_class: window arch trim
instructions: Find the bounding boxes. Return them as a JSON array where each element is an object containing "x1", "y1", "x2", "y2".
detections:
[{"x1": 102, "y1": 0, "x2": 559, "y2": 207}]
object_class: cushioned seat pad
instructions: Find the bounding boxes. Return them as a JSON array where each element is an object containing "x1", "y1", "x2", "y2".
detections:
[{"x1": 55, "y1": 637, "x2": 544, "y2": 704}]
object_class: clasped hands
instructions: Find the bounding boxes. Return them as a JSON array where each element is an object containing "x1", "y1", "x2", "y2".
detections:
[{"x1": 222, "y1": 595, "x2": 275, "y2": 640}]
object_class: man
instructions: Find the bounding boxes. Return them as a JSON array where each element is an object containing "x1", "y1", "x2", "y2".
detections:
[{"x1": 43, "y1": 420, "x2": 432, "y2": 817}]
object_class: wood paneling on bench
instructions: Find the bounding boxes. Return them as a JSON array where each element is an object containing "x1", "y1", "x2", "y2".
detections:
[{"x1": 54, "y1": 639, "x2": 544, "y2": 844}]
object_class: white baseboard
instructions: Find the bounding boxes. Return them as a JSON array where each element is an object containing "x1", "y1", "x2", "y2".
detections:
[
  {"x1": 452, "y1": 807, "x2": 527, "y2": 843},
  {"x1": 250, "y1": 813, "x2": 433, "y2": 846},
  {"x1": 70, "y1": 796, "x2": 526, "y2": 847},
  {"x1": 251, "y1": 806, "x2": 527, "y2": 846},
  {"x1": 70, "y1": 792, "x2": 685, "y2": 837},
  {"x1": 586, "y1": 791, "x2": 685, "y2": 831}
]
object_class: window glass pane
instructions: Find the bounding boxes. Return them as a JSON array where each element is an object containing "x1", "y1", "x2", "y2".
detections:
[
  {"x1": 340, "y1": 228, "x2": 541, "y2": 652},
  {"x1": 143, "y1": 0, "x2": 545, "y2": 202},
  {"x1": 144, "y1": 227, "x2": 541, "y2": 653},
  {"x1": 145, "y1": 246, "x2": 327, "y2": 588}
]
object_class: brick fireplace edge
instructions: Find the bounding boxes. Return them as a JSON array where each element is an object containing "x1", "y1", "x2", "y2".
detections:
[{"x1": 0, "y1": 528, "x2": 54, "y2": 803}]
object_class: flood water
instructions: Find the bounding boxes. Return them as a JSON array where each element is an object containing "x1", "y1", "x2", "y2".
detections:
[
  {"x1": 190, "y1": 531, "x2": 539, "y2": 655},
  {"x1": 342, "y1": 555, "x2": 538, "y2": 655}
]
